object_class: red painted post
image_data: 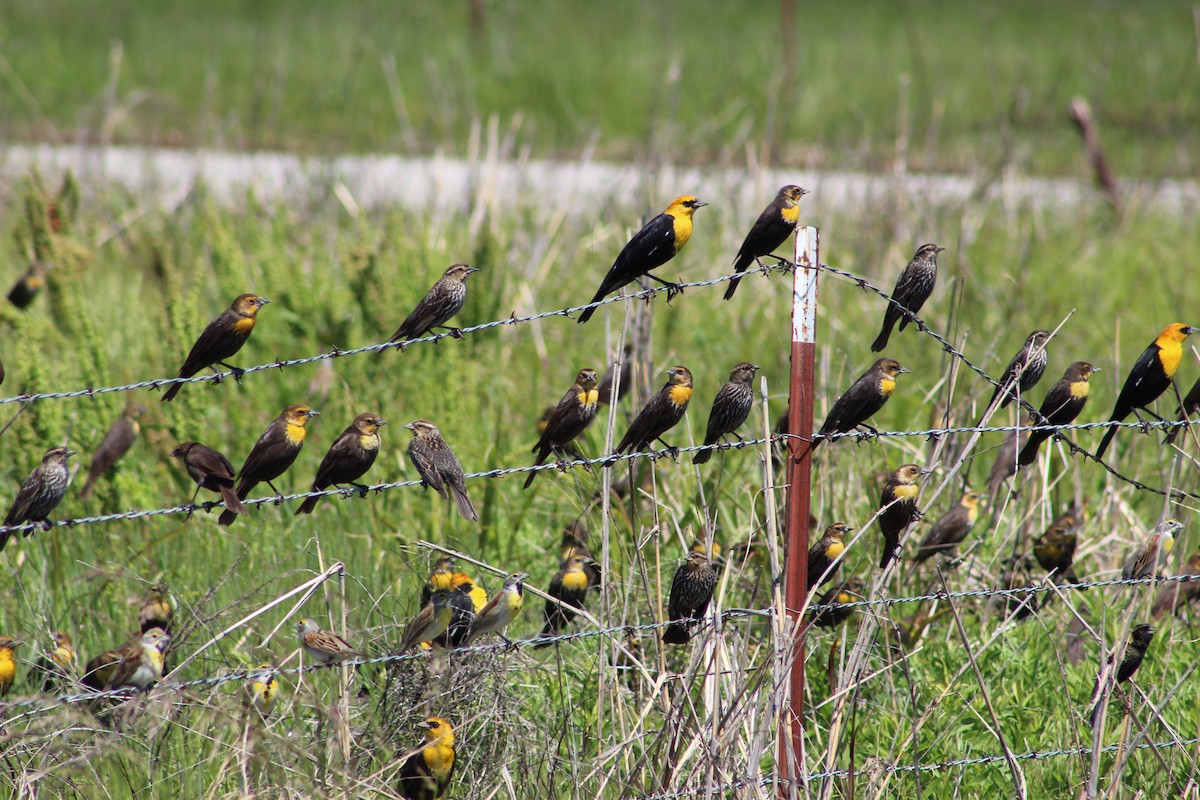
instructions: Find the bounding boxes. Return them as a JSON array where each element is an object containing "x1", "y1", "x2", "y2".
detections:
[{"x1": 779, "y1": 226, "x2": 819, "y2": 796}]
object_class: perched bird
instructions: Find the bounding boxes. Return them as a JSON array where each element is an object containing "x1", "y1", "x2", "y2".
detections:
[
  {"x1": 1151, "y1": 551, "x2": 1200, "y2": 618},
  {"x1": 399, "y1": 590, "x2": 455, "y2": 652},
  {"x1": 1033, "y1": 524, "x2": 1082, "y2": 586},
  {"x1": 525, "y1": 368, "x2": 600, "y2": 488},
  {"x1": 7, "y1": 261, "x2": 51, "y2": 309},
  {"x1": 807, "y1": 522, "x2": 850, "y2": 591},
  {"x1": 1122, "y1": 519, "x2": 1183, "y2": 581},
  {"x1": 662, "y1": 551, "x2": 719, "y2": 645},
  {"x1": 161, "y1": 293, "x2": 270, "y2": 402},
  {"x1": 82, "y1": 628, "x2": 170, "y2": 691},
  {"x1": 435, "y1": 579, "x2": 483, "y2": 648},
  {"x1": 878, "y1": 464, "x2": 927, "y2": 569},
  {"x1": 724, "y1": 185, "x2": 808, "y2": 300},
  {"x1": 384, "y1": 263, "x2": 479, "y2": 348},
  {"x1": 1017, "y1": 362, "x2": 1099, "y2": 466},
  {"x1": 577, "y1": 196, "x2": 707, "y2": 323},
  {"x1": 294, "y1": 619, "x2": 364, "y2": 665},
  {"x1": 170, "y1": 442, "x2": 247, "y2": 518},
  {"x1": 420, "y1": 558, "x2": 458, "y2": 605},
  {"x1": 815, "y1": 359, "x2": 909, "y2": 448},
  {"x1": 245, "y1": 663, "x2": 280, "y2": 716},
  {"x1": 79, "y1": 404, "x2": 147, "y2": 500},
  {"x1": 986, "y1": 330, "x2": 1052, "y2": 411},
  {"x1": 912, "y1": 491, "x2": 985, "y2": 564},
  {"x1": 613, "y1": 366, "x2": 694, "y2": 455},
  {"x1": 597, "y1": 345, "x2": 634, "y2": 406},
  {"x1": 219, "y1": 404, "x2": 320, "y2": 525},
  {"x1": 465, "y1": 572, "x2": 528, "y2": 645},
  {"x1": 405, "y1": 420, "x2": 478, "y2": 521},
  {"x1": 295, "y1": 413, "x2": 386, "y2": 515},
  {"x1": 0, "y1": 445, "x2": 75, "y2": 550},
  {"x1": 560, "y1": 524, "x2": 602, "y2": 588},
  {"x1": 138, "y1": 583, "x2": 173, "y2": 634},
  {"x1": 397, "y1": 717, "x2": 456, "y2": 800},
  {"x1": 1165, "y1": 374, "x2": 1200, "y2": 445},
  {"x1": 693, "y1": 362, "x2": 759, "y2": 465},
  {"x1": 870, "y1": 244, "x2": 943, "y2": 352},
  {"x1": 1096, "y1": 323, "x2": 1198, "y2": 459},
  {"x1": 535, "y1": 554, "x2": 593, "y2": 645},
  {"x1": 1089, "y1": 624, "x2": 1155, "y2": 727},
  {"x1": 31, "y1": 631, "x2": 74, "y2": 692},
  {"x1": 0, "y1": 636, "x2": 19, "y2": 697},
  {"x1": 984, "y1": 416, "x2": 1030, "y2": 500},
  {"x1": 690, "y1": 536, "x2": 723, "y2": 561},
  {"x1": 810, "y1": 578, "x2": 865, "y2": 628}
]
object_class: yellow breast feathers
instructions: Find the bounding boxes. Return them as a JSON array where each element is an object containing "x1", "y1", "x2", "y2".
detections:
[
  {"x1": 669, "y1": 385, "x2": 693, "y2": 407},
  {"x1": 893, "y1": 484, "x2": 920, "y2": 500},
  {"x1": 826, "y1": 540, "x2": 846, "y2": 560},
  {"x1": 781, "y1": 203, "x2": 801, "y2": 223},
  {"x1": 577, "y1": 389, "x2": 599, "y2": 407},
  {"x1": 233, "y1": 315, "x2": 257, "y2": 335},
  {"x1": 286, "y1": 422, "x2": 308, "y2": 444},
  {"x1": 880, "y1": 377, "x2": 896, "y2": 396},
  {"x1": 359, "y1": 432, "x2": 380, "y2": 451},
  {"x1": 1069, "y1": 380, "x2": 1090, "y2": 399}
]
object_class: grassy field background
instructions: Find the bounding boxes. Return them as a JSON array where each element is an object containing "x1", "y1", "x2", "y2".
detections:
[{"x1": 1, "y1": 2, "x2": 1200, "y2": 798}]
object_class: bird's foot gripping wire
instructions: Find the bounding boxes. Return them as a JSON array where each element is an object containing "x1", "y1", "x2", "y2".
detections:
[
  {"x1": 853, "y1": 425, "x2": 880, "y2": 445},
  {"x1": 762, "y1": 254, "x2": 795, "y2": 276},
  {"x1": 217, "y1": 363, "x2": 246, "y2": 384},
  {"x1": 664, "y1": 281, "x2": 684, "y2": 303}
]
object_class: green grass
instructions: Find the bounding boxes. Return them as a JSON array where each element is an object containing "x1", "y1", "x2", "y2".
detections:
[{"x1": 2, "y1": 0, "x2": 1198, "y2": 176}]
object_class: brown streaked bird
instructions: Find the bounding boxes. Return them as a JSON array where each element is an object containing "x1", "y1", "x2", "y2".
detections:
[
  {"x1": 662, "y1": 551, "x2": 719, "y2": 645},
  {"x1": 399, "y1": 591, "x2": 455, "y2": 652},
  {"x1": 0, "y1": 636, "x2": 19, "y2": 697},
  {"x1": 690, "y1": 536, "x2": 722, "y2": 561},
  {"x1": 877, "y1": 464, "x2": 927, "y2": 569},
  {"x1": 1033, "y1": 524, "x2": 1082, "y2": 587},
  {"x1": 535, "y1": 554, "x2": 593, "y2": 646},
  {"x1": 1089, "y1": 624, "x2": 1155, "y2": 728},
  {"x1": 170, "y1": 442, "x2": 247, "y2": 518},
  {"x1": 912, "y1": 491, "x2": 985, "y2": 564},
  {"x1": 724, "y1": 185, "x2": 809, "y2": 300},
  {"x1": 219, "y1": 404, "x2": 320, "y2": 525},
  {"x1": 161, "y1": 293, "x2": 270, "y2": 402},
  {"x1": 405, "y1": 420, "x2": 478, "y2": 522},
  {"x1": 525, "y1": 368, "x2": 600, "y2": 488},
  {"x1": 810, "y1": 578, "x2": 865, "y2": 629},
  {"x1": 384, "y1": 263, "x2": 479, "y2": 349},
  {"x1": 1017, "y1": 362, "x2": 1099, "y2": 466},
  {"x1": 597, "y1": 344, "x2": 635, "y2": 405},
  {"x1": 397, "y1": 717, "x2": 456, "y2": 800},
  {"x1": 138, "y1": 583, "x2": 173, "y2": 634},
  {"x1": 693, "y1": 362, "x2": 758, "y2": 465},
  {"x1": 82, "y1": 627, "x2": 170, "y2": 691},
  {"x1": 1151, "y1": 551, "x2": 1200, "y2": 618},
  {"x1": 984, "y1": 415, "x2": 1031, "y2": 500},
  {"x1": 1122, "y1": 518, "x2": 1182, "y2": 581},
  {"x1": 577, "y1": 195, "x2": 706, "y2": 323},
  {"x1": 613, "y1": 365, "x2": 693, "y2": 455},
  {"x1": 815, "y1": 359, "x2": 909, "y2": 448},
  {"x1": 870, "y1": 244, "x2": 943, "y2": 352},
  {"x1": 986, "y1": 330, "x2": 1052, "y2": 411},
  {"x1": 7, "y1": 261, "x2": 51, "y2": 309},
  {"x1": 0, "y1": 445, "x2": 75, "y2": 551},
  {"x1": 295, "y1": 412, "x2": 386, "y2": 515},
  {"x1": 79, "y1": 404, "x2": 147, "y2": 500},
  {"x1": 31, "y1": 631, "x2": 74, "y2": 692},
  {"x1": 294, "y1": 618, "x2": 364, "y2": 665},
  {"x1": 807, "y1": 522, "x2": 850, "y2": 591},
  {"x1": 1166, "y1": 374, "x2": 1200, "y2": 445},
  {"x1": 1097, "y1": 323, "x2": 1198, "y2": 459}
]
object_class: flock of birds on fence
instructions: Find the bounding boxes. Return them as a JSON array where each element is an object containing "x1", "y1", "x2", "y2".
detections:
[{"x1": 2, "y1": 184, "x2": 1199, "y2": 798}]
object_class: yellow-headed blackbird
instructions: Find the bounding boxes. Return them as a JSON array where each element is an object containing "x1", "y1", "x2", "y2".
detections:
[
  {"x1": 535, "y1": 555, "x2": 593, "y2": 646},
  {"x1": 810, "y1": 578, "x2": 865, "y2": 628},
  {"x1": 170, "y1": 442, "x2": 247, "y2": 518},
  {"x1": 1097, "y1": 323, "x2": 1198, "y2": 459},
  {"x1": 815, "y1": 359, "x2": 909, "y2": 448},
  {"x1": 560, "y1": 524, "x2": 602, "y2": 588},
  {"x1": 1033, "y1": 524, "x2": 1081, "y2": 586},
  {"x1": 245, "y1": 663, "x2": 279, "y2": 716},
  {"x1": 870, "y1": 244, "x2": 943, "y2": 352},
  {"x1": 690, "y1": 536, "x2": 722, "y2": 561},
  {"x1": 807, "y1": 522, "x2": 850, "y2": 591},
  {"x1": 577, "y1": 196, "x2": 707, "y2": 323},
  {"x1": 466, "y1": 572, "x2": 528, "y2": 645},
  {"x1": 405, "y1": 420, "x2": 478, "y2": 521},
  {"x1": 79, "y1": 404, "x2": 147, "y2": 500},
  {"x1": 1151, "y1": 551, "x2": 1200, "y2": 618},
  {"x1": 434, "y1": 579, "x2": 481, "y2": 648},
  {"x1": 0, "y1": 445, "x2": 75, "y2": 550},
  {"x1": 295, "y1": 412, "x2": 386, "y2": 515},
  {"x1": 662, "y1": 551, "x2": 719, "y2": 645},
  {"x1": 724, "y1": 185, "x2": 808, "y2": 300},
  {"x1": 614, "y1": 366, "x2": 693, "y2": 455},
  {"x1": 219, "y1": 405, "x2": 320, "y2": 525},
  {"x1": 294, "y1": 619, "x2": 364, "y2": 665},
  {"x1": 693, "y1": 362, "x2": 758, "y2": 464},
  {"x1": 1017, "y1": 361, "x2": 1098, "y2": 466},
  {"x1": 984, "y1": 415, "x2": 1030, "y2": 500},
  {"x1": 400, "y1": 590, "x2": 455, "y2": 652},
  {"x1": 1166, "y1": 375, "x2": 1200, "y2": 445},
  {"x1": 421, "y1": 558, "x2": 457, "y2": 605},
  {"x1": 525, "y1": 368, "x2": 600, "y2": 488},
  {"x1": 161, "y1": 294, "x2": 270, "y2": 402},
  {"x1": 878, "y1": 464, "x2": 927, "y2": 569},
  {"x1": 30, "y1": 631, "x2": 74, "y2": 692},
  {"x1": 384, "y1": 263, "x2": 479, "y2": 349},
  {"x1": 82, "y1": 627, "x2": 169, "y2": 691},
  {"x1": 1122, "y1": 518, "x2": 1182, "y2": 580},
  {"x1": 913, "y1": 491, "x2": 985, "y2": 563},
  {"x1": 138, "y1": 583, "x2": 173, "y2": 634},
  {"x1": 1089, "y1": 623, "x2": 1154, "y2": 727},
  {"x1": 597, "y1": 344, "x2": 634, "y2": 405},
  {"x1": 7, "y1": 261, "x2": 50, "y2": 309},
  {"x1": 0, "y1": 636, "x2": 18, "y2": 696},
  {"x1": 398, "y1": 717, "x2": 456, "y2": 800},
  {"x1": 986, "y1": 330, "x2": 1051, "y2": 411}
]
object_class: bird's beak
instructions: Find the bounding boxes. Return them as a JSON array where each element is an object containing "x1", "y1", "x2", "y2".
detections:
[
  {"x1": 693, "y1": 200, "x2": 708, "y2": 208},
  {"x1": 467, "y1": 266, "x2": 480, "y2": 274},
  {"x1": 258, "y1": 297, "x2": 271, "y2": 305},
  {"x1": 898, "y1": 366, "x2": 911, "y2": 374},
  {"x1": 306, "y1": 409, "x2": 320, "y2": 418},
  {"x1": 64, "y1": 448, "x2": 77, "y2": 456},
  {"x1": 799, "y1": 188, "x2": 811, "y2": 196},
  {"x1": 935, "y1": 246, "x2": 946, "y2": 253},
  {"x1": 376, "y1": 418, "x2": 388, "y2": 426},
  {"x1": 1185, "y1": 325, "x2": 1199, "y2": 335},
  {"x1": 1091, "y1": 366, "x2": 1101, "y2": 373}
]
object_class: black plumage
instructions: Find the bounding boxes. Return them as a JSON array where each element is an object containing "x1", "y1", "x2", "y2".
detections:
[
  {"x1": 1017, "y1": 361, "x2": 1098, "y2": 466},
  {"x1": 161, "y1": 293, "x2": 270, "y2": 402},
  {"x1": 877, "y1": 464, "x2": 925, "y2": 569},
  {"x1": 614, "y1": 366, "x2": 694, "y2": 454},
  {"x1": 80, "y1": 404, "x2": 146, "y2": 500},
  {"x1": 525, "y1": 368, "x2": 600, "y2": 488},
  {"x1": 170, "y1": 442, "x2": 247, "y2": 518},
  {"x1": 815, "y1": 358, "x2": 909, "y2": 448},
  {"x1": 219, "y1": 405, "x2": 319, "y2": 524},
  {"x1": 724, "y1": 185, "x2": 808, "y2": 300},
  {"x1": 661, "y1": 551, "x2": 719, "y2": 645},
  {"x1": 295, "y1": 412, "x2": 386, "y2": 515}
]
